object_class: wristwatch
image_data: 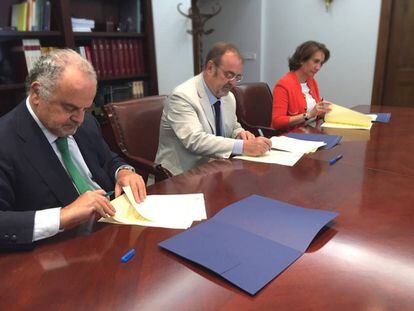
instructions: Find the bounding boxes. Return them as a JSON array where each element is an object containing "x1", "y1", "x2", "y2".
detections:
[
  {"x1": 115, "y1": 165, "x2": 136, "y2": 179},
  {"x1": 303, "y1": 113, "x2": 310, "y2": 121}
]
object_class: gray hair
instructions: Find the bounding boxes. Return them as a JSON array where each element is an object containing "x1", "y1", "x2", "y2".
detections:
[{"x1": 25, "y1": 48, "x2": 97, "y2": 100}]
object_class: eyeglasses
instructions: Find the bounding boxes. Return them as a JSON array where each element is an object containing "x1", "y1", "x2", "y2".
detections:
[{"x1": 216, "y1": 65, "x2": 243, "y2": 82}]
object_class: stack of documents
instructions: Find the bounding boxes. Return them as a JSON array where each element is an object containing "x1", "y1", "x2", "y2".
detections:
[
  {"x1": 286, "y1": 133, "x2": 342, "y2": 150},
  {"x1": 234, "y1": 135, "x2": 327, "y2": 166},
  {"x1": 270, "y1": 136, "x2": 326, "y2": 154},
  {"x1": 100, "y1": 187, "x2": 206, "y2": 229},
  {"x1": 160, "y1": 195, "x2": 338, "y2": 295},
  {"x1": 322, "y1": 104, "x2": 372, "y2": 130},
  {"x1": 234, "y1": 150, "x2": 303, "y2": 166}
]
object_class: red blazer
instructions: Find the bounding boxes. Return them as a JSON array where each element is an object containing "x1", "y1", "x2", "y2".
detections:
[{"x1": 271, "y1": 71, "x2": 320, "y2": 130}]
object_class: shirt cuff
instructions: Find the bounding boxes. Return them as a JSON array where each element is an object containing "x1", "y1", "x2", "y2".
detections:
[
  {"x1": 33, "y1": 208, "x2": 61, "y2": 242},
  {"x1": 115, "y1": 165, "x2": 135, "y2": 180},
  {"x1": 232, "y1": 139, "x2": 244, "y2": 155}
]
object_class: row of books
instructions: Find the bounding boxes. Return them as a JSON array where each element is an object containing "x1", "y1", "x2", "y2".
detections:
[
  {"x1": 98, "y1": 80, "x2": 146, "y2": 105},
  {"x1": 1, "y1": 38, "x2": 147, "y2": 85},
  {"x1": 11, "y1": 0, "x2": 51, "y2": 31},
  {"x1": 76, "y1": 39, "x2": 146, "y2": 78},
  {"x1": 93, "y1": 80, "x2": 147, "y2": 121}
]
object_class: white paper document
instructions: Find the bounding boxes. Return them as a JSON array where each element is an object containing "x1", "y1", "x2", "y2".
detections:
[
  {"x1": 234, "y1": 150, "x2": 303, "y2": 166},
  {"x1": 99, "y1": 187, "x2": 206, "y2": 229},
  {"x1": 270, "y1": 136, "x2": 326, "y2": 154}
]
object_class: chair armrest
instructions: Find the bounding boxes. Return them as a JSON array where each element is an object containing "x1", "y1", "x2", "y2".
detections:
[
  {"x1": 121, "y1": 151, "x2": 173, "y2": 182},
  {"x1": 240, "y1": 120, "x2": 284, "y2": 138}
]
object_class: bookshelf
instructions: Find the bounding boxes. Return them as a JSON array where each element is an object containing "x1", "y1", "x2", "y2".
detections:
[{"x1": 0, "y1": 0, "x2": 158, "y2": 117}]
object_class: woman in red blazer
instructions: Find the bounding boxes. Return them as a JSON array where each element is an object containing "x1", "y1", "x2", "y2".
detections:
[{"x1": 272, "y1": 41, "x2": 332, "y2": 130}]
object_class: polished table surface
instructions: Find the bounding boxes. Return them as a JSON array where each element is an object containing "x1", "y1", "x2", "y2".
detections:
[{"x1": 1, "y1": 106, "x2": 414, "y2": 310}]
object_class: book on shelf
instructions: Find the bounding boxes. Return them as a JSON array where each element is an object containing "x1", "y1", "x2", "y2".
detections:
[
  {"x1": 104, "y1": 39, "x2": 113, "y2": 77},
  {"x1": 97, "y1": 39, "x2": 107, "y2": 77},
  {"x1": 132, "y1": 80, "x2": 145, "y2": 98},
  {"x1": 111, "y1": 40, "x2": 120, "y2": 76},
  {"x1": 90, "y1": 39, "x2": 101, "y2": 77},
  {"x1": 71, "y1": 17, "x2": 95, "y2": 32},
  {"x1": 42, "y1": 0, "x2": 51, "y2": 30},
  {"x1": 117, "y1": 39, "x2": 125, "y2": 76},
  {"x1": 123, "y1": 39, "x2": 131, "y2": 75},
  {"x1": 22, "y1": 39, "x2": 42, "y2": 72}
]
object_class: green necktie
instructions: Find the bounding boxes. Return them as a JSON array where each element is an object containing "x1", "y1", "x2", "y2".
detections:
[{"x1": 55, "y1": 137, "x2": 92, "y2": 194}]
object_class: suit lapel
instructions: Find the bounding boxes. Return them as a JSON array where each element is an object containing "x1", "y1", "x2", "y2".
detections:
[
  {"x1": 195, "y1": 74, "x2": 215, "y2": 134},
  {"x1": 15, "y1": 104, "x2": 78, "y2": 205}
]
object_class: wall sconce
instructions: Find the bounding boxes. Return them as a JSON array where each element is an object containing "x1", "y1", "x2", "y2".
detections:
[{"x1": 324, "y1": 0, "x2": 333, "y2": 11}]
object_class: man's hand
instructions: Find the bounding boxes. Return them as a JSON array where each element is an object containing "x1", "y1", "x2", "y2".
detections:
[
  {"x1": 236, "y1": 130, "x2": 255, "y2": 140},
  {"x1": 243, "y1": 137, "x2": 272, "y2": 156},
  {"x1": 115, "y1": 169, "x2": 146, "y2": 204},
  {"x1": 60, "y1": 189, "x2": 115, "y2": 229}
]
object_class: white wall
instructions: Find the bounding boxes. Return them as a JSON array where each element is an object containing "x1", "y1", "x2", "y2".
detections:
[
  {"x1": 199, "y1": 0, "x2": 381, "y2": 107},
  {"x1": 262, "y1": 0, "x2": 381, "y2": 107},
  {"x1": 152, "y1": 0, "x2": 194, "y2": 94},
  {"x1": 199, "y1": 0, "x2": 262, "y2": 82}
]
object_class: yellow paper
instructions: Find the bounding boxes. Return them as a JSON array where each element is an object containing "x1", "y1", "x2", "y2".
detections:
[
  {"x1": 99, "y1": 190, "x2": 205, "y2": 229},
  {"x1": 322, "y1": 104, "x2": 372, "y2": 130},
  {"x1": 99, "y1": 194, "x2": 153, "y2": 226}
]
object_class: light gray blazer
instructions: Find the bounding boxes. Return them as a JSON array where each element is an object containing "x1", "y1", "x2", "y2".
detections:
[{"x1": 155, "y1": 74, "x2": 243, "y2": 175}]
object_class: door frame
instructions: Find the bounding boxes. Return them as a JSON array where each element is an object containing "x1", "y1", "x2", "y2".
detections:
[{"x1": 372, "y1": 0, "x2": 393, "y2": 106}]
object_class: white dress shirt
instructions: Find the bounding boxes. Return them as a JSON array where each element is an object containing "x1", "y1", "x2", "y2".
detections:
[{"x1": 301, "y1": 82, "x2": 317, "y2": 112}]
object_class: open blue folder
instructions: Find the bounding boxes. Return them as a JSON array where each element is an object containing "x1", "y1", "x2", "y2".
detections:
[
  {"x1": 372, "y1": 113, "x2": 391, "y2": 123},
  {"x1": 286, "y1": 133, "x2": 342, "y2": 149},
  {"x1": 159, "y1": 195, "x2": 338, "y2": 295}
]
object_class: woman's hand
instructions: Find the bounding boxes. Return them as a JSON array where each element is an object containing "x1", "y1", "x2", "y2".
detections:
[{"x1": 309, "y1": 99, "x2": 332, "y2": 118}]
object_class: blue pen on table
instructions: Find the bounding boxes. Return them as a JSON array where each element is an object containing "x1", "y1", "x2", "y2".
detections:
[
  {"x1": 121, "y1": 248, "x2": 136, "y2": 263},
  {"x1": 258, "y1": 128, "x2": 264, "y2": 137},
  {"x1": 329, "y1": 154, "x2": 343, "y2": 165}
]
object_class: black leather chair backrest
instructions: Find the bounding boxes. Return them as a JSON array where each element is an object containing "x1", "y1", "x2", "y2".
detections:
[{"x1": 231, "y1": 82, "x2": 281, "y2": 137}]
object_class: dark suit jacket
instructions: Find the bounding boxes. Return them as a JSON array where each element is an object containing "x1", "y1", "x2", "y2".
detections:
[{"x1": 0, "y1": 103, "x2": 126, "y2": 249}]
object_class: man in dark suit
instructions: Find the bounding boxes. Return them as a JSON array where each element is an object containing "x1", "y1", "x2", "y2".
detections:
[{"x1": 0, "y1": 49, "x2": 146, "y2": 249}]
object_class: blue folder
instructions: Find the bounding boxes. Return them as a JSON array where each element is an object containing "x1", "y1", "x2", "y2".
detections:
[
  {"x1": 372, "y1": 113, "x2": 391, "y2": 123},
  {"x1": 159, "y1": 195, "x2": 339, "y2": 295},
  {"x1": 286, "y1": 133, "x2": 342, "y2": 150}
]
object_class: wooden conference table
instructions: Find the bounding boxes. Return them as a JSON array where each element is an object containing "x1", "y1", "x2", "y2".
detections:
[{"x1": 1, "y1": 105, "x2": 413, "y2": 310}]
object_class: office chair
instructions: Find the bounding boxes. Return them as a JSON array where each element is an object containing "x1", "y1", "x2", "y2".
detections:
[
  {"x1": 231, "y1": 82, "x2": 282, "y2": 137},
  {"x1": 104, "y1": 96, "x2": 173, "y2": 183}
]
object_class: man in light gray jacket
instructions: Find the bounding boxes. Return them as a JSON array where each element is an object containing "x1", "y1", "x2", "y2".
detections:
[{"x1": 155, "y1": 42, "x2": 271, "y2": 175}]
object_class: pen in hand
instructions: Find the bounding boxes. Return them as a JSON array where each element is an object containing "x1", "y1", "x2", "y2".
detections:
[
  {"x1": 258, "y1": 128, "x2": 264, "y2": 137},
  {"x1": 104, "y1": 190, "x2": 114, "y2": 198}
]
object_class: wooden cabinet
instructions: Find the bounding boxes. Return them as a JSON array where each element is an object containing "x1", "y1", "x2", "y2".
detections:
[{"x1": 0, "y1": 0, "x2": 158, "y2": 116}]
